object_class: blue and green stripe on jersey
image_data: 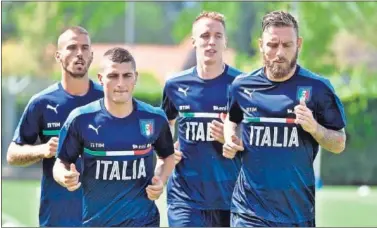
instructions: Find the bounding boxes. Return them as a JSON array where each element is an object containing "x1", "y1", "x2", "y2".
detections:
[
  {"x1": 84, "y1": 147, "x2": 152, "y2": 156},
  {"x1": 179, "y1": 112, "x2": 223, "y2": 118},
  {"x1": 42, "y1": 130, "x2": 60, "y2": 136},
  {"x1": 242, "y1": 117, "x2": 295, "y2": 124}
]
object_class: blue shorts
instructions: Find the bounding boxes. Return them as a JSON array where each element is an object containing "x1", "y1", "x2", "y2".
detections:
[
  {"x1": 231, "y1": 212, "x2": 315, "y2": 227},
  {"x1": 168, "y1": 205, "x2": 230, "y2": 227}
]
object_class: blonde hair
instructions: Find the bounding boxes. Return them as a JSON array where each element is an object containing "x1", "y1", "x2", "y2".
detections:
[{"x1": 193, "y1": 11, "x2": 226, "y2": 29}]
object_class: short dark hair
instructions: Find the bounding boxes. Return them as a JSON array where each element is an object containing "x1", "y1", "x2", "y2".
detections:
[
  {"x1": 103, "y1": 47, "x2": 136, "y2": 70},
  {"x1": 60, "y1": 26, "x2": 89, "y2": 36},
  {"x1": 262, "y1": 11, "x2": 299, "y2": 37}
]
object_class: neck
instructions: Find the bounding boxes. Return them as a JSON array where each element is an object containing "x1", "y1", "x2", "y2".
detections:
[
  {"x1": 61, "y1": 72, "x2": 90, "y2": 96},
  {"x1": 196, "y1": 60, "x2": 225, "y2": 80},
  {"x1": 104, "y1": 98, "x2": 134, "y2": 119},
  {"x1": 265, "y1": 64, "x2": 297, "y2": 82}
]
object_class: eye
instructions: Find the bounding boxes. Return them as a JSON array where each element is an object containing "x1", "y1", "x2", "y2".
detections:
[
  {"x1": 67, "y1": 45, "x2": 76, "y2": 50},
  {"x1": 267, "y1": 43, "x2": 278, "y2": 48},
  {"x1": 201, "y1": 33, "x2": 210, "y2": 39},
  {"x1": 107, "y1": 74, "x2": 118, "y2": 79}
]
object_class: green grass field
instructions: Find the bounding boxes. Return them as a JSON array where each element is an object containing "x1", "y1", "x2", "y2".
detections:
[{"x1": 2, "y1": 180, "x2": 377, "y2": 227}]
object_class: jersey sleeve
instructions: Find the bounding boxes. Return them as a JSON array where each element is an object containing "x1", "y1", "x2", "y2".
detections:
[
  {"x1": 56, "y1": 110, "x2": 82, "y2": 164},
  {"x1": 153, "y1": 117, "x2": 174, "y2": 159},
  {"x1": 227, "y1": 82, "x2": 244, "y2": 124},
  {"x1": 12, "y1": 97, "x2": 41, "y2": 145},
  {"x1": 316, "y1": 80, "x2": 346, "y2": 130},
  {"x1": 161, "y1": 82, "x2": 178, "y2": 121}
]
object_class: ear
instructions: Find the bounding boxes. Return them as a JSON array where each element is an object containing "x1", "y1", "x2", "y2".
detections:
[
  {"x1": 134, "y1": 71, "x2": 139, "y2": 85},
  {"x1": 97, "y1": 73, "x2": 104, "y2": 86},
  {"x1": 224, "y1": 36, "x2": 228, "y2": 49},
  {"x1": 297, "y1": 36, "x2": 303, "y2": 50},
  {"x1": 191, "y1": 36, "x2": 196, "y2": 48},
  {"x1": 258, "y1": 38, "x2": 263, "y2": 53},
  {"x1": 55, "y1": 51, "x2": 61, "y2": 63}
]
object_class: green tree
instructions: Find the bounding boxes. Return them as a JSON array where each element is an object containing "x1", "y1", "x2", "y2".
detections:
[{"x1": 3, "y1": 2, "x2": 125, "y2": 78}]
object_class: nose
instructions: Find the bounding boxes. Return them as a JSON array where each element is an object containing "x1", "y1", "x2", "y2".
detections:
[
  {"x1": 117, "y1": 76, "x2": 127, "y2": 87},
  {"x1": 276, "y1": 46, "x2": 284, "y2": 58},
  {"x1": 208, "y1": 36, "x2": 216, "y2": 46},
  {"x1": 77, "y1": 48, "x2": 83, "y2": 57}
]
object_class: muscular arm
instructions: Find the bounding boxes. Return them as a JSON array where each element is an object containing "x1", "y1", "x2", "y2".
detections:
[
  {"x1": 311, "y1": 124, "x2": 346, "y2": 154},
  {"x1": 7, "y1": 142, "x2": 44, "y2": 166},
  {"x1": 154, "y1": 154, "x2": 175, "y2": 185}
]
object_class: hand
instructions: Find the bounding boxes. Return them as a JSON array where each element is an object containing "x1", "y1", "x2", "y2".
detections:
[
  {"x1": 209, "y1": 113, "x2": 227, "y2": 144},
  {"x1": 223, "y1": 135, "x2": 244, "y2": 159},
  {"x1": 294, "y1": 98, "x2": 318, "y2": 134},
  {"x1": 63, "y1": 163, "x2": 81, "y2": 191},
  {"x1": 173, "y1": 141, "x2": 183, "y2": 165},
  {"x1": 146, "y1": 176, "x2": 164, "y2": 201},
  {"x1": 42, "y1": 137, "x2": 59, "y2": 158}
]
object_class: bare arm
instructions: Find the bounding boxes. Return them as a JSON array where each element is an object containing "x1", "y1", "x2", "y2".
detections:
[
  {"x1": 311, "y1": 125, "x2": 346, "y2": 154},
  {"x1": 6, "y1": 142, "x2": 44, "y2": 166},
  {"x1": 7, "y1": 137, "x2": 58, "y2": 166},
  {"x1": 154, "y1": 154, "x2": 175, "y2": 185}
]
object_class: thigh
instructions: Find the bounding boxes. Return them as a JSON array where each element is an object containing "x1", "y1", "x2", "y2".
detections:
[
  {"x1": 291, "y1": 219, "x2": 316, "y2": 227},
  {"x1": 230, "y1": 212, "x2": 271, "y2": 227},
  {"x1": 167, "y1": 205, "x2": 205, "y2": 227},
  {"x1": 204, "y1": 210, "x2": 231, "y2": 227}
]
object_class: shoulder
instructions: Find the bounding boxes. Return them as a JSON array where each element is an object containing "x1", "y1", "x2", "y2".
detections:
[
  {"x1": 91, "y1": 80, "x2": 104, "y2": 93},
  {"x1": 297, "y1": 66, "x2": 335, "y2": 92},
  {"x1": 27, "y1": 83, "x2": 61, "y2": 108},
  {"x1": 65, "y1": 100, "x2": 102, "y2": 125},
  {"x1": 232, "y1": 67, "x2": 264, "y2": 86},
  {"x1": 165, "y1": 67, "x2": 195, "y2": 87},
  {"x1": 135, "y1": 99, "x2": 168, "y2": 121},
  {"x1": 226, "y1": 65, "x2": 244, "y2": 78}
]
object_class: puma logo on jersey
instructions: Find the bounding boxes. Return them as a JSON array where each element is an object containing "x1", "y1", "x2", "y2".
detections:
[
  {"x1": 46, "y1": 104, "x2": 59, "y2": 114},
  {"x1": 243, "y1": 89, "x2": 254, "y2": 98},
  {"x1": 88, "y1": 124, "x2": 101, "y2": 135},
  {"x1": 178, "y1": 87, "x2": 189, "y2": 96}
]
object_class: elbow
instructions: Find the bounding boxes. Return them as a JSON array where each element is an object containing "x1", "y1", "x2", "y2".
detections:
[
  {"x1": 7, "y1": 153, "x2": 16, "y2": 165},
  {"x1": 6, "y1": 147, "x2": 18, "y2": 165},
  {"x1": 330, "y1": 142, "x2": 346, "y2": 154}
]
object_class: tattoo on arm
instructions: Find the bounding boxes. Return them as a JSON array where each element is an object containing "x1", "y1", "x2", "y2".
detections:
[{"x1": 312, "y1": 124, "x2": 346, "y2": 153}]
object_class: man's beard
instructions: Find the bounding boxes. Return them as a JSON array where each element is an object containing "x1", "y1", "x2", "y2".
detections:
[
  {"x1": 63, "y1": 65, "x2": 87, "y2": 78},
  {"x1": 62, "y1": 57, "x2": 92, "y2": 78},
  {"x1": 264, "y1": 49, "x2": 298, "y2": 79}
]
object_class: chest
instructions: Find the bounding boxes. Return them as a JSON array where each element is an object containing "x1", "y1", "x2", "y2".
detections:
[
  {"x1": 237, "y1": 84, "x2": 317, "y2": 119},
  {"x1": 171, "y1": 81, "x2": 231, "y2": 113}
]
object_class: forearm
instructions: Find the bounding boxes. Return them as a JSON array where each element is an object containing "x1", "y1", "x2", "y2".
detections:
[
  {"x1": 311, "y1": 124, "x2": 346, "y2": 154},
  {"x1": 154, "y1": 154, "x2": 175, "y2": 184},
  {"x1": 168, "y1": 120, "x2": 176, "y2": 138},
  {"x1": 224, "y1": 116, "x2": 238, "y2": 142},
  {"x1": 53, "y1": 158, "x2": 70, "y2": 187},
  {"x1": 7, "y1": 142, "x2": 44, "y2": 166}
]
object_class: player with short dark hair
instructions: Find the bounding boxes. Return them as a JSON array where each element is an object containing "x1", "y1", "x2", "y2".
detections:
[
  {"x1": 53, "y1": 47, "x2": 175, "y2": 227},
  {"x1": 7, "y1": 26, "x2": 103, "y2": 227}
]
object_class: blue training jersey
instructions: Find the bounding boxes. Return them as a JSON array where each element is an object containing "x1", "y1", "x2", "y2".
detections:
[
  {"x1": 228, "y1": 65, "x2": 346, "y2": 223},
  {"x1": 162, "y1": 64, "x2": 243, "y2": 210},
  {"x1": 56, "y1": 98, "x2": 174, "y2": 227},
  {"x1": 12, "y1": 80, "x2": 103, "y2": 226}
]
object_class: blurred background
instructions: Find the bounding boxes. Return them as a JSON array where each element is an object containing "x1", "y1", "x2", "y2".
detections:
[{"x1": 1, "y1": 1, "x2": 377, "y2": 227}]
